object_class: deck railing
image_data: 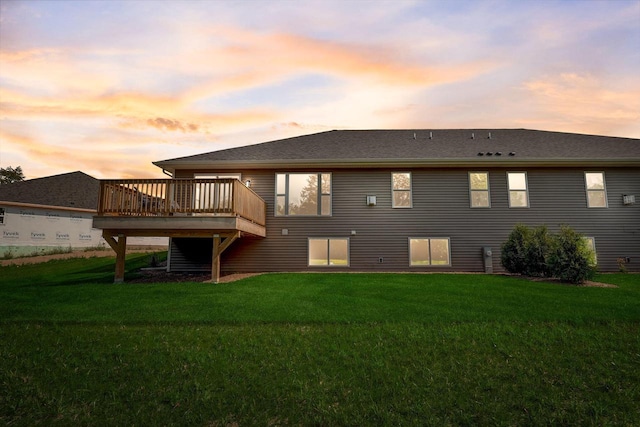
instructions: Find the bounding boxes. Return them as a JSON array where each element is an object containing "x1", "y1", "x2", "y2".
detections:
[{"x1": 97, "y1": 179, "x2": 266, "y2": 226}]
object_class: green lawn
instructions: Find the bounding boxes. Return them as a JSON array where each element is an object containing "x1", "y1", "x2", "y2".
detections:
[{"x1": 1, "y1": 254, "x2": 639, "y2": 425}]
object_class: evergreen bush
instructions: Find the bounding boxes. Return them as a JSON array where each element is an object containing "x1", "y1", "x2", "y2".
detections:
[
  {"x1": 500, "y1": 224, "x2": 530, "y2": 275},
  {"x1": 501, "y1": 224, "x2": 597, "y2": 284},
  {"x1": 501, "y1": 224, "x2": 550, "y2": 277},
  {"x1": 548, "y1": 225, "x2": 597, "y2": 284}
]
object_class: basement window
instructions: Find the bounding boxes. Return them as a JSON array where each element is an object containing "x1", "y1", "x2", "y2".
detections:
[
  {"x1": 308, "y1": 238, "x2": 349, "y2": 266},
  {"x1": 409, "y1": 238, "x2": 451, "y2": 266},
  {"x1": 584, "y1": 237, "x2": 597, "y2": 264}
]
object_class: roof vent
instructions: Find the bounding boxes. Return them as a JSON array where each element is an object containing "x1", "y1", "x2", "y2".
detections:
[
  {"x1": 509, "y1": 152, "x2": 516, "y2": 156},
  {"x1": 477, "y1": 152, "x2": 485, "y2": 156},
  {"x1": 486, "y1": 152, "x2": 493, "y2": 156},
  {"x1": 471, "y1": 132, "x2": 475, "y2": 139},
  {"x1": 429, "y1": 131, "x2": 433, "y2": 139},
  {"x1": 413, "y1": 132, "x2": 416, "y2": 140},
  {"x1": 488, "y1": 132, "x2": 492, "y2": 139},
  {"x1": 495, "y1": 152, "x2": 502, "y2": 156}
]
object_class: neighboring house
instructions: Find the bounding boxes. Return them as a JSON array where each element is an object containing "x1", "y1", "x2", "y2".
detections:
[
  {"x1": 0, "y1": 171, "x2": 166, "y2": 257},
  {"x1": 93, "y1": 129, "x2": 640, "y2": 282}
]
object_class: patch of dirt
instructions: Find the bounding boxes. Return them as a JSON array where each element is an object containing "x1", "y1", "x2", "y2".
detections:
[
  {"x1": 211, "y1": 273, "x2": 266, "y2": 283},
  {"x1": 129, "y1": 270, "x2": 210, "y2": 283},
  {"x1": 520, "y1": 276, "x2": 617, "y2": 288}
]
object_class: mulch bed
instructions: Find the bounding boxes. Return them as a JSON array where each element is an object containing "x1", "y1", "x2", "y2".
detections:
[{"x1": 518, "y1": 275, "x2": 617, "y2": 288}]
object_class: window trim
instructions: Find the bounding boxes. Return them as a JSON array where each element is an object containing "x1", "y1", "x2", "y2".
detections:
[
  {"x1": 391, "y1": 172, "x2": 412, "y2": 208},
  {"x1": 584, "y1": 172, "x2": 608, "y2": 208},
  {"x1": 408, "y1": 237, "x2": 451, "y2": 267},
  {"x1": 469, "y1": 171, "x2": 491, "y2": 208},
  {"x1": 308, "y1": 237, "x2": 350, "y2": 267},
  {"x1": 507, "y1": 171, "x2": 529, "y2": 208},
  {"x1": 275, "y1": 172, "x2": 332, "y2": 217}
]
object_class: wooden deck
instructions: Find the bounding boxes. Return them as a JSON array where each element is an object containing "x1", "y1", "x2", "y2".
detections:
[{"x1": 92, "y1": 178, "x2": 266, "y2": 283}]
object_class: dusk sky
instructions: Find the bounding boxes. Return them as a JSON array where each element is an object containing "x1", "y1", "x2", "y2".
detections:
[{"x1": 1, "y1": 0, "x2": 639, "y2": 180}]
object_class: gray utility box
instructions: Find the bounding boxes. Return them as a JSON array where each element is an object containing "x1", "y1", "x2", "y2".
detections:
[{"x1": 483, "y1": 247, "x2": 493, "y2": 273}]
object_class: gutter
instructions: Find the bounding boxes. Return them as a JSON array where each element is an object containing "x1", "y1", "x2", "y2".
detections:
[
  {"x1": 153, "y1": 157, "x2": 640, "y2": 172},
  {"x1": 0, "y1": 200, "x2": 96, "y2": 213}
]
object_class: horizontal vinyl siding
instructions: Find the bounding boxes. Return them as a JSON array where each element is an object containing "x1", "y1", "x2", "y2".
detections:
[
  {"x1": 169, "y1": 237, "x2": 212, "y2": 272},
  {"x1": 171, "y1": 167, "x2": 640, "y2": 273}
]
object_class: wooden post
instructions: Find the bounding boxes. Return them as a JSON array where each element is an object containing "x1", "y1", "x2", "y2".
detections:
[
  {"x1": 212, "y1": 234, "x2": 221, "y2": 284},
  {"x1": 114, "y1": 235, "x2": 127, "y2": 283},
  {"x1": 103, "y1": 231, "x2": 127, "y2": 283},
  {"x1": 211, "y1": 232, "x2": 240, "y2": 284}
]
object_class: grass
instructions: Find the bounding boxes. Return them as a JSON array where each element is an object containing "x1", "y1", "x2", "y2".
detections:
[{"x1": 1, "y1": 255, "x2": 639, "y2": 425}]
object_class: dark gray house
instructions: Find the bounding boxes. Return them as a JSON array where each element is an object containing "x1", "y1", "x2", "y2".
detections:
[{"x1": 94, "y1": 129, "x2": 640, "y2": 281}]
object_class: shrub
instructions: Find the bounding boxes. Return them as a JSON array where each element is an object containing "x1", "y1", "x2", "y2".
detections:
[
  {"x1": 525, "y1": 225, "x2": 552, "y2": 277},
  {"x1": 501, "y1": 224, "x2": 551, "y2": 277},
  {"x1": 501, "y1": 224, "x2": 530, "y2": 275},
  {"x1": 548, "y1": 225, "x2": 597, "y2": 284},
  {"x1": 501, "y1": 224, "x2": 597, "y2": 284}
]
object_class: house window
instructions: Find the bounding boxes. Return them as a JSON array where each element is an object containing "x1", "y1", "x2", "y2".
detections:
[
  {"x1": 585, "y1": 172, "x2": 607, "y2": 208},
  {"x1": 584, "y1": 237, "x2": 597, "y2": 264},
  {"x1": 193, "y1": 173, "x2": 241, "y2": 210},
  {"x1": 507, "y1": 172, "x2": 529, "y2": 208},
  {"x1": 392, "y1": 172, "x2": 412, "y2": 208},
  {"x1": 276, "y1": 173, "x2": 331, "y2": 216},
  {"x1": 308, "y1": 238, "x2": 349, "y2": 266},
  {"x1": 469, "y1": 172, "x2": 490, "y2": 208},
  {"x1": 409, "y1": 238, "x2": 451, "y2": 266},
  {"x1": 0, "y1": 207, "x2": 5, "y2": 225}
]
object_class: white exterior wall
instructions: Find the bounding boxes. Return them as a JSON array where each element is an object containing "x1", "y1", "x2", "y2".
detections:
[{"x1": 0, "y1": 203, "x2": 167, "y2": 257}]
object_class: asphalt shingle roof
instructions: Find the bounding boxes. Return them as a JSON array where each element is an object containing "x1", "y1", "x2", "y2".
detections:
[
  {"x1": 0, "y1": 171, "x2": 99, "y2": 210},
  {"x1": 154, "y1": 129, "x2": 640, "y2": 171}
]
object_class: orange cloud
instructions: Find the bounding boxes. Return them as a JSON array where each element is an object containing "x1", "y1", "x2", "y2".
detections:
[
  {"x1": 0, "y1": 48, "x2": 116, "y2": 96},
  {"x1": 146, "y1": 118, "x2": 199, "y2": 133},
  {"x1": 181, "y1": 26, "x2": 497, "y2": 102},
  {"x1": 0, "y1": 85, "x2": 276, "y2": 136},
  {"x1": 523, "y1": 73, "x2": 640, "y2": 136},
  {"x1": 0, "y1": 45, "x2": 278, "y2": 137},
  {"x1": 0, "y1": 127, "x2": 166, "y2": 179}
]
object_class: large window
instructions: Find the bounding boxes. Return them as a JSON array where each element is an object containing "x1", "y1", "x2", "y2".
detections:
[
  {"x1": 469, "y1": 172, "x2": 490, "y2": 208},
  {"x1": 392, "y1": 172, "x2": 412, "y2": 208},
  {"x1": 308, "y1": 238, "x2": 349, "y2": 266},
  {"x1": 507, "y1": 172, "x2": 529, "y2": 208},
  {"x1": 409, "y1": 238, "x2": 451, "y2": 266},
  {"x1": 276, "y1": 173, "x2": 331, "y2": 216},
  {"x1": 585, "y1": 172, "x2": 607, "y2": 208}
]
